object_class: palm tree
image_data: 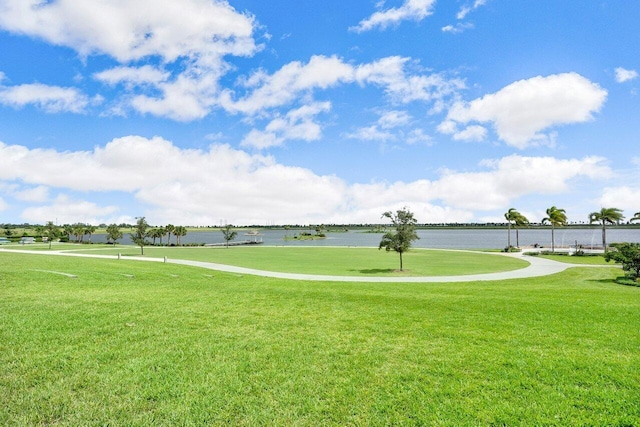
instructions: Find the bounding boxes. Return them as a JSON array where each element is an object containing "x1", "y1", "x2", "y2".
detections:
[
  {"x1": 504, "y1": 208, "x2": 518, "y2": 249},
  {"x1": 174, "y1": 226, "x2": 187, "y2": 246},
  {"x1": 589, "y1": 207, "x2": 624, "y2": 252},
  {"x1": 149, "y1": 228, "x2": 164, "y2": 245},
  {"x1": 165, "y1": 224, "x2": 175, "y2": 245},
  {"x1": 513, "y1": 211, "x2": 529, "y2": 248},
  {"x1": 631, "y1": 212, "x2": 640, "y2": 223},
  {"x1": 541, "y1": 206, "x2": 567, "y2": 252},
  {"x1": 83, "y1": 224, "x2": 97, "y2": 242}
]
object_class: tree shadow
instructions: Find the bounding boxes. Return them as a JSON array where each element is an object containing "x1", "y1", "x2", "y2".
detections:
[
  {"x1": 351, "y1": 268, "x2": 396, "y2": 275},
  {"x1": 586, "y1": 277, "x2": 640, "y2": 287}
]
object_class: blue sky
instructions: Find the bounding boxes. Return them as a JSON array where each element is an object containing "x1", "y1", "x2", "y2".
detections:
[{"x1": 0, "y1": 0, "x2": 638, "y2": 226}]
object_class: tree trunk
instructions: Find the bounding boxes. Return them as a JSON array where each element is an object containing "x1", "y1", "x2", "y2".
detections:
[
  {"x1": 516, "y1": 228, "x2": 520, "y2": 248},
  {"x1": 507, "y1": 222, "x2": 511, "y2": 249},
  {"x1": 602, "y1": 222, "x2": 607, "y2": 252},
  {"x1": 399, "y1": 252, "x2": 403, "y2": 271},
  {"x1": 551, "y1": 226, "x2": 555, "y2": 252}
]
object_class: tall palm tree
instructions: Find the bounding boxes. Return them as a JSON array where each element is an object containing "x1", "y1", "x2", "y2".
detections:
[
  {"x1": 513, "y1": 211, "x2": 529, "y2": 248},
  {"x1": 541, "y1": 206, "x2": 567, "y2": 252},
  {"x1": 589, "y1": 207, "x2": 624, "y2": 252},
  {"x1": 165, "y1": 224, "x2": 175, "y2": 245},
  {"x1": 504, "y1": 208, "x2": 518, "y2": 249},
  {"x1": 631, "y1": 212, "x2": 640, "y2": 223},
  {"x1": 174, "y1": 226, "x2": 187, "y2": 246}
]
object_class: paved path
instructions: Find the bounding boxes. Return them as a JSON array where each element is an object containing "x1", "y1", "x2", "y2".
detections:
[{"x1": 0, "y1": 247, "x2": 617, "y2": 283}]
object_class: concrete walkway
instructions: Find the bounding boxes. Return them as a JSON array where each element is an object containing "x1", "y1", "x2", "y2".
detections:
[{"x1": 0, "y1": 246, "x2": 617, "y2": 283}]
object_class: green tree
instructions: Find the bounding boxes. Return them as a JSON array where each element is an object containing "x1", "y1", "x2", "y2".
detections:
[
  {"x1": 165, "y1": 224, "x2": 175, "y2": 245},
  {"x1": 106, "y1": 224, "x2": 123, "y2": 244},
  {"x1": 605, "y1": 242, "x2": 640, "y2": 282},
  {"x1": 83, "y1": 224, "x2": 97, "y2": 242},
  {"x1": 378, "y1": 207, "x2": 419, "y2": 271},
  {"x1": 72, "y1": 223, "x2": 85, "y2": 242},
  {"x1": 630, "y1": 211, "x2": 640, "y2": 223},
  {"x1": 174, "y1": 225, "x2": 187, "y2": 246},
  {"x1": 221, "y1": 224, "x2": 238, "y2": 248},
  {"x1": 149, "y1": 228, "x2": 164, "y2": 245},
  {"x1": 44, "y1": 221, "x2": 60, "y2": 250},
  {"x1": 504, "y1": 208, "x2": 519, "y2": 249},
  {"x1": 589, "y1": 207, "x2": 624, "y2": 252},
  {"x1": 513, "y1": 211, "x2": 529, "y2": 248},
  {"x1": 130, "y1": 217, "x2": 150, "y2": 255},
  {"x1": 542, "y1": 206, "x2": 567, "y2": 252}
]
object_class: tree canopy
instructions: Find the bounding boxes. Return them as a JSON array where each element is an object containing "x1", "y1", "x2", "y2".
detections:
[
  {"x1": 589, "y1": 207, "x2": 624, "y2": 252},
  {"x1": 378, "y1": 207, "x2": 419, "y2": 271},
  {"x1": 130, "y1": 217, "x2": 150, "y2": 255},
  {"x1": 542, "y1": 206, "x2": 567, "y2": 252}
]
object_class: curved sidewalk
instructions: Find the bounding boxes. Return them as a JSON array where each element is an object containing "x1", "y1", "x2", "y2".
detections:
[{"x1": 1, "y1": 247, "x2": 615, "y2": 283}]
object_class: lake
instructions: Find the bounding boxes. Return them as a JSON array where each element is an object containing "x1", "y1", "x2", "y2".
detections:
[{"x1": 92, "y1": 227, "x2": 640, "y2": 250}]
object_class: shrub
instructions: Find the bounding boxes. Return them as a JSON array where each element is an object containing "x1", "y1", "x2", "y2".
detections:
[{"x1": 605, "y1": 242, "x2": 640, "y2": 282}]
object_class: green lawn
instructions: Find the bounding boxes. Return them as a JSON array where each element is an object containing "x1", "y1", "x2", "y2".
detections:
[
  {"x1": 45, "y1": 244, "x2": 529, "y2": 277},
  {"x1": 0, "y1": 252, "x2": 638, "y2": 425},
  {"x1": 535, "y1": 252, "x2": 610, "y2": 265}
]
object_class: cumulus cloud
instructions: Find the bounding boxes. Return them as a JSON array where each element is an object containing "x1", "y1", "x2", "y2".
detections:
[
  {"x1": 346, "y1": 109, "x2": 412, "y2": 143},
  {"x1": 0, "y1": 0, "x2": 257, "y2": 62},
  {"x1": 222, "y1": 55, "x2": 353, "y2": 115},
  {"x1": 241, "y1": 102, "x2": 331, "y2": 149},
  {"x1": 350, "y1": 0, "x2": 436, "y2": 33},
  {"x1": 0, "y1": 83, "x2": 90, "y2": 113},
  {"x1": 21, "y1": 195, "x2": 120, "y2": 225},
  {"x1": 14, "y1": 185, "x2": 50, "y2": 203},
  {"x1": 615, "y1": 67, "x2": 638, "y2": 83},
  {"x1": 222, "y1": 55, "x2": 464, "y2": 119},
  {"x1": 0, "y1": 137, "x2": 612, "y2": 225},
  {"x1": 441, "y1": 73, "x2": 607, "y2": 148},
  {"x1": 0, "y1": 0, "x2": 258, "y2": 121},
  {"x1": 599, "y1": 186, "x2": 640, "y2": 213}
]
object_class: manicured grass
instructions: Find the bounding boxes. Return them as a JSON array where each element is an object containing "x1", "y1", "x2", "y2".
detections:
[
  {"x1": 1, "y1": 252, "x2": 638, "y2": 425},
  {"x1": 46, "y1": 244, "x2": 529, "y2": 277},
  {"x1": 534, "y1": 253, "x2": 610, "y2": 265}
]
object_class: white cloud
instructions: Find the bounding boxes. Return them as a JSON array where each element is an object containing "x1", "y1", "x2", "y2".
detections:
[
  {"x1": 222, "y1": 55, "x2": 353, "y2": 115},
  {"x1": 345, "y1": 109, "x2": 411, "y2": 142},
  {"x1": 442, "y1": 73, "x2": 607, "y2": 148},
  {"x1": 457, "y1": 0, "x2": 487, "y2": 20},
  {"x1": 598, "y1": 186, "x2": 640, "y2": 213},
  {"x1": 14, "y1": 186, "x2": 49, "y2": 203},
  {"x1": 0, "y1": 0, "x2": 257, "y2": 62},
  {"x1": 355, "y1": 56, "x2": 466, "y2": 104},
  {"x1": 21, "y1": 195, "x2": 120, "y2": 225},
  {"x1": 241, "y1": 102, "x2": 331, "y2": 149},
  {"x1": 222, "y1": 55, "x2": 464, "y2": 118},
  {"x1": 0, "y1": 83, "x2": 89, "y2": 113},
  {"x1": 452, "y1": 125, "x2": 487, "y2": 142},
  {"x1": 0, "y1": 0, "x2": 259, "y2": 121},
  {"x1": 378, "y1": 110, "x2": 412, "y2": 128},
  {"x1": 350, "y1": 0, "x2": 436, "y2": 33},
  {"x1": 0, "y1": 137, "x2": 612, "y2": 225},
  {"x1": 441, "y1": 22, "x2": 474, "y2": 34},
  {"x1": 615, "y1": 67, "x2": 638, "y2": 83},
  {"x1": 94, "y1": 65, "x2": 170, "y2": 87}
]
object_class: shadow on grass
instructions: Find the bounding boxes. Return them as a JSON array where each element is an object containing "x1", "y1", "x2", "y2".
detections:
[
  {"x1": 351, "y1": 268, "x2": 396, "y2": 275},
  {"x1": 587, "y1": 276, "x2": 640, "y2": 287}
]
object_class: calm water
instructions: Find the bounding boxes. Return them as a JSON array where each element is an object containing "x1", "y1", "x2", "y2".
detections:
[{"x1": 93, "y1": 227, "x2": 640, "y2": 250}]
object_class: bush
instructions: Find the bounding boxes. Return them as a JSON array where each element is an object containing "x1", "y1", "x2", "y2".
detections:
[{"x1": 605, "y1": 242, "x2": 640, "y2": 282}]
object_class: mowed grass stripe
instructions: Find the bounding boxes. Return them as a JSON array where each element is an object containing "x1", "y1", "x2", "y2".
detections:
[{"x1": 0, "y1": 252, "x2": 638, "y2": 425}]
